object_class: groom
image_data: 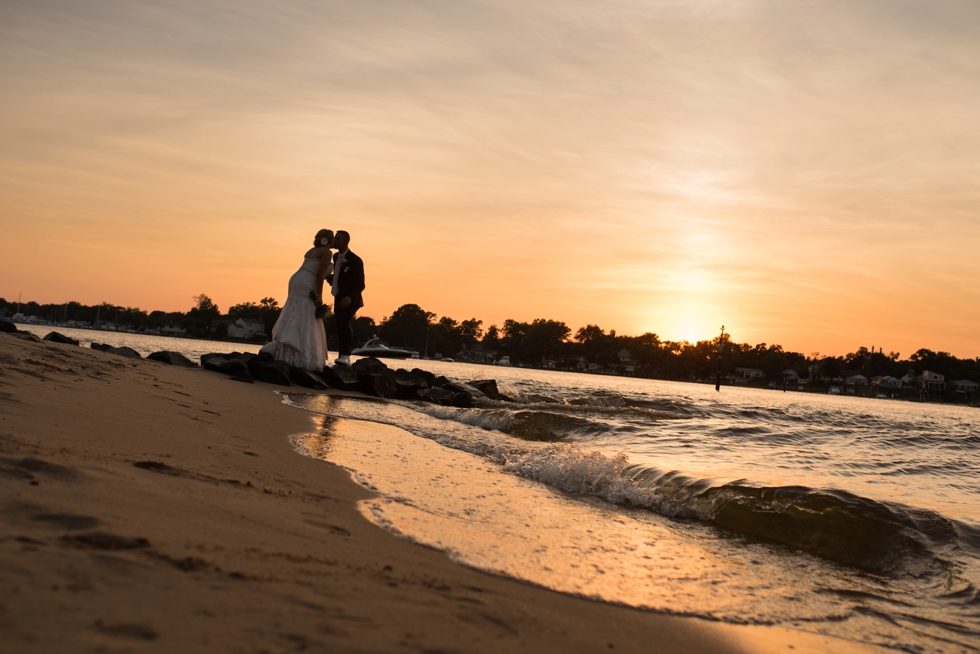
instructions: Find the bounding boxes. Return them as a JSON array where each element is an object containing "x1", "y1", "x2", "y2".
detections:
[{"x1": 329, "y1": 230, "x2": 365, "y2": 366}]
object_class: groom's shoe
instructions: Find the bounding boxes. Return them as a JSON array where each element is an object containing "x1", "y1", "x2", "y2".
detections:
[{"x1": 335, "y1": 355, "x2": 351, "y2": 366}]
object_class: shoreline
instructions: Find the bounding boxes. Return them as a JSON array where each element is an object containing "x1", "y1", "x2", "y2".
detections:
[{"x1": 0, "y1": 333, "x2": 885, "y2": 653}]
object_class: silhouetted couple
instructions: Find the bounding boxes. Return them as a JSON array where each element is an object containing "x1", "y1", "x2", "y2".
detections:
[{"x1": 260, "y1": 229, "x2": 365, "y2": 369}]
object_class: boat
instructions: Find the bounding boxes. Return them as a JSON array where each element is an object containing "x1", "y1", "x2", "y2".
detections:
[
  {"x1": 351, "y1": 337, "x2": 414, "y2": 360},
  {"x1": 497, "y1": 356, "x2": 511, "y2": 367},
  {"x1": 440, "y1": 357, "x2": 454, "y2": 363}
]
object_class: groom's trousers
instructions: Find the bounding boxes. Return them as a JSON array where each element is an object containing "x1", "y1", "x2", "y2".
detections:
[{"x1": 334, "y1": 303, "x2": 358, "y2": 356}]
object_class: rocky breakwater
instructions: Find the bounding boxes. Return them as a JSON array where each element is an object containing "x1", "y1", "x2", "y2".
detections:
[{"x1": 198, "y1": 352, "x2": 504, "y2": 407}]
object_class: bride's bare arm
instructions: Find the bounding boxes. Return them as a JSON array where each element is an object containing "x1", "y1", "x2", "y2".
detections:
[{"x1": 314, "y1": 250, "x2": 332, "y2": 305}]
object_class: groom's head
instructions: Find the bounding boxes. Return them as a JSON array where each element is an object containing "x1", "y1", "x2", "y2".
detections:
[{"x1": 335, "y1": 230, "x2": 351, "y2": 251}]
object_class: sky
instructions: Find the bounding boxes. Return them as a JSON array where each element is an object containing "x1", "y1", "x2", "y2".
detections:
[{"x1": 1, "y1": 0, "x2": 978, "y2": 357}]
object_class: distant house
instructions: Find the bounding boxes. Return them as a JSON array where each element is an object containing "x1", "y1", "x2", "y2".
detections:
[
  {"x1": 211, "y1": 317, "x2": 236, "y2": 336},
  {"x1": 845, "y1": 374, "x2": 869, "y2": 386},
  {"x1": 953, "y1": 380, "x2": 979, "y2": 393},
  {"x1": 873, "y1": 375, "x2": 903, "y2": 389},
  {"x1": 781, "y1": 369, "x2": 799, "y2": 382},
  {"x1": 617, "y1": 349, "x2": 632, "y2": 364},
  {"x1": 734, "y1": 367, "x2": 764, "y2": 380},
  {"x1": 920, "y1": 370, "x2": 945, "y2": 390},
  {"x1": 459, "y1": 346, "x2": 496, "y2": 362},
  {"x1": 227, "y1": 318, "x2": 266, "y2": 340},
  {"x1": 588, "y1": 363, "x2": 603, "y2": 372},
  {"x1": 160, "y1": 322, "x2": 187, "y2": 337}
]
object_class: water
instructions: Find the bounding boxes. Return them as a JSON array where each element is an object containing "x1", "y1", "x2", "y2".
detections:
[
  {"x1": 18, "y1": 325, "x2": 980, "y2": 650},
  {"x1": 285, "y1": 362, "x2": 980, "y2": 653},
  {"x1": 16, "y1": 324, "x2": 264, "y2": 361}
]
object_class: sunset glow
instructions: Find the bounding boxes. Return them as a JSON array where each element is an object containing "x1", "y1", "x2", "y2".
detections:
[{"x1": 2, "y1": 0, "x2": 979, "y2": 356}]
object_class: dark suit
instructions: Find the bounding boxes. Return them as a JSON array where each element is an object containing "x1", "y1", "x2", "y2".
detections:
[{"x1": 332, "y1": 250, "x2": 365, "y2": 356}]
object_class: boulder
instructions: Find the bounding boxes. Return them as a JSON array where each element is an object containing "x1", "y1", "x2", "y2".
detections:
[
  {"x1": 358, "y1": 368, "x2": 397, "y2": 399},
  {"x1": 12, "y1": 331, "x2": 41, "y2": 343},
  {"x1": 451, "y1": 392, "x2": 474, "y2": 408},
  {"x1": 249, "y1": 360, "x2": 292, "y2": 386},
  {"x1": 394, "y1": 371, "x2": 429, "y2": 400},
  {"x1": 290, "y1": 368, "x2": 328, "y2": 390},
  {"x1": 442, "y1": 380, "x2": 485, "y2": 401},
  {"x1": 420, "y1": 387, "x2": 455, "y2": 406},
  {"x1": 0, "y1": 320, "x2": 17, "y2": 333},
  {"x1": 202, "y1": 356, "x2": 251, "y2": 378},
  {"x1": 201, "y1": 352, "x2": 253, "y2": 366},
  {"x1": 147, "y1": 351, "x2": 197, "y2": 367},
  {"x1": 43, "y1": 332, "x2": 79, "y2": 346},
  {"x1": 432, "y1": 375, "x2": 451, "y2": 388},
  {"x1": 229, "y1": 371, "x2": 254, "y2": 383},
  {"x1": 351, "y1": 357, "x2": 390, "y2": 375},
  {"x1": 93, "y1": 344, "x2": 141, "y2": 359},
  {"x1": 468, "y1": 379, "x2": 500, "y2": 400},
  {"x1": 410, "y1": 368, "x2": 437, "y2": 386},
  {"x1": 317, "y1": 365, "x2": 361, "y2": 392}
]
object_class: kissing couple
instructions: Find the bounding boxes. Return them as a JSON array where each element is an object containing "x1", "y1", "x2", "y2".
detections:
[{"x1": 260, "y1": 229, "x2": 365, "y2": 370}]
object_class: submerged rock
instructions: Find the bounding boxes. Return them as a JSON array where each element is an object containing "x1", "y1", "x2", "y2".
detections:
[
  {"x1": 147, "y1": 351, "x2": 197, "y2": 367},
  {"x1": 42, "y1": 332, "x2": 79, "y2": 346}
]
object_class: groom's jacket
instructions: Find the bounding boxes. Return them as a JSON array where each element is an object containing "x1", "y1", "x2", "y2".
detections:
[{"x1": 333, "y1": 250, "x2": 365, "y2": 309}]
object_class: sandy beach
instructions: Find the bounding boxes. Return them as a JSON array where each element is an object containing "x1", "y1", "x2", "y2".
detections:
[{"x1": 0, "y1": 333, "x2": 885, "y2": 653}]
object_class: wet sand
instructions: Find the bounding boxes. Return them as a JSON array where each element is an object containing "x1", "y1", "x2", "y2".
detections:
[{"x1": 0, "y1": 333, "x2": 884, "y2": 653}]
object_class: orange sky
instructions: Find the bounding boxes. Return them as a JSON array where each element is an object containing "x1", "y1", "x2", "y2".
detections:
[{"x1": 2, "y1": 0, "x2": 978, "y2": 357}]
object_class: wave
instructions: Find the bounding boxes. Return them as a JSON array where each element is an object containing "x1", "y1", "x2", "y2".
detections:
[{"x1": 283, "y1": 392, "x2": 979, "y2": 578}]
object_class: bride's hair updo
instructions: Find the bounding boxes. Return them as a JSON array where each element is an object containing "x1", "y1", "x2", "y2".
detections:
[{"x1": 314, "y1": 229, "x2": 334, "y2": 247}]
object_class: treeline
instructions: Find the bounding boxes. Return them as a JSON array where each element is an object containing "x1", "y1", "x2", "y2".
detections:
[
  {"x1": 4, "y1": 296, "x2": 978, "y2": 383},
  {"x1": 0, "y1": 295, "x2": 281, "y2": 340},
  {"x1": 372, "y1": 303, "x2": 980, "y2": 384}
]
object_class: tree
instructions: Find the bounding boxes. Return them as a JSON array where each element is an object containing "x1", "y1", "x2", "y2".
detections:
[
  {"x1": 522, "y1": 319, "x2": 570, "y2": 363},
  {"x1": 378, "y1": 304, "x2": 434, "y2": 352},
  {"x1": 482, "y1": 324, "x2": 500, "y2": 351},
  {"x1": 459, "y1": 319, "x2": 484, "y2": 348},
  {"x1": 185, "y1": 294, "x2": 220, "y2": 338}
]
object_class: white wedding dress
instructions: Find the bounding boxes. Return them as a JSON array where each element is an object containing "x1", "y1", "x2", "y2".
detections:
[{"x1": 260, "y1": 258, "x2": 329, "y2": 370}]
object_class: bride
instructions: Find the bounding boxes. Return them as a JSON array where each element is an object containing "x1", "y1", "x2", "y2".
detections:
[{"x1": 260, "y1": 229, "x2": 334, "y2": 370}]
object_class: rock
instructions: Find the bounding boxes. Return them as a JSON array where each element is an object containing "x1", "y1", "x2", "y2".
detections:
[
  {"x1": 451, "y1": 392, "x2": 474, "y2": 408},
  {"x1": 12, "y1": 331, "x2": 41, "y2": 343},
  {"x1": 442, "y1": 380, "x2": 486, "y2": 401},
  {"x1": 147, "y1": 351, "x2": 197, "y2": 367},
  {"x1": 201, "y1": 352, "x2": 252, "y2": 366},
  {"x1": 432, "y1": 375, "x2": 451, "y2": 388},
  {"x1": 230, "y1": 372, "x2": 254, "y2": 383},
  {"x1": 43, "y1": 332, "x2": 79, "y2": 346},
  {"x1": 351, "y1": 357, "x2": 390, "y2": 375},
  {"x1": 317, "y1": 365, "x2": 361, "y2": 392},
  {"x1": 248, "y1": 360, "x2": 292, "y2": 386},
  {"x1": 468, "y1": 379, "x2": 499, "y2": 400},
  {"x1": 94, "y1": 345, "x2": 141, "y2": 359},
  {"x1": 358, "y1": 369, "x2": 397, "y2": 398},
  {"x1": 202, "y1": 356, "x2": 251, "y2": 378},
  {"x1": 290, "y1": 368, "x2": 328, "y2": 390},
  {"x1": 410, "y1": 368, "x2": 436, "y2": 386},
  {"x1": 394, "y1": 371, "x2": 429, "y2": 400},
  {"x1": 0, "y1": 320, "x2": 17, "y2": 333},
  {"x1": 420, "y1": 387, "x2": 455, "y2": 406}
]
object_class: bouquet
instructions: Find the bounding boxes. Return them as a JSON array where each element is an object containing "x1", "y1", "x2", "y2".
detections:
[{"x1": 310, "y1": 290, "x2": 329, "y2": 320}]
